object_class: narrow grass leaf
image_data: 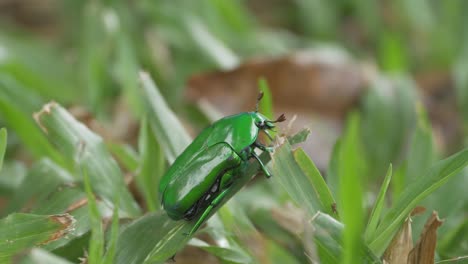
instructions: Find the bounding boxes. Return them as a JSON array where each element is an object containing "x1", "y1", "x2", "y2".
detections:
[
  {"x1": 436, "y1": 256, "x2": 468, "y2": 263},
  {"x1": 258, "y1": 77, "x2": 275, "y2": 142},
  {"x1": 271, "y1": 141, "x2": 323, "y2": 216},
  {"x1": 4, "y1": 159, "x2": 74, "y2": 216},
  {"x1": 115, "y1": 32, "x2": 143, "y2": 116},
  {"x1": 139, "y1": 72, "x2": 191, "y2": 163},
  {"x1": 287, "y1": 128, "x2": 310, "y2": 146},
  {"x1": 103, "y1": 207, "x2": 120, "y2": 264},
  {"x1": 112, "y1": 211, "x2": 189, "y2": 264},
  {"x1": 404, "y1": 104, "x2": 434, "y2": 184},
  {"x1": 338, "y1": 113, "x2": 366, "y2": 264},
  {"x1": 83, "y1": 169, "x2": 104, "y2": 264},
  {"x1": 0, "y1": 77, "x2": 65, "y2": 166},
  {"x1": 188, "y1": 238, "x2": 253, "y2": 264},
  {"x1": 0, "y1": 213, "x2": 75, "y2": 263},
  {"x1": 258, "y1": 78, "x2": 274, "y2": 120},
  {"x1": 0, "y1": 128, "x2": 6, "y2": 171},
  {"x1": 293, "y1": 147, "x2": 337, "y2": 218},
  {"x1": 34, "y1": 102, "x2": 140, "y2": 217},
  {"x1": 137, "y1": 118, "x2": 165, "y2": 211},
  {"x1": 365, "y1": 164, "x2": 392, "y2": 242},
  {"x1": 248, "y1": 207, "x2": 308, "y2": 263},
  {"x1": 107, "y1": 142, "x2": 139, "y2": 172},
  {"x1": 18, "y1": 248, "x2": 74, "y2": 264},
  {"x1": 186, "y1": 16, "x2": 239, "y2": 70},
  {"x1": 370, "y1": 149, "x2": 468, "y2": 255},
  {"x1": 311, "y1": 212, "x2": 381, "y2": 264}
]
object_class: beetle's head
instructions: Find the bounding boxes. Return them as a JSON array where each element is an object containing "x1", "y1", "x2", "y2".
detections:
[
  {"x1": 252, "y1": 92, "x2": 286, "y2": 138},
  {"x1": 252, "y1": 112, "x2": 286, "y2": 131}
]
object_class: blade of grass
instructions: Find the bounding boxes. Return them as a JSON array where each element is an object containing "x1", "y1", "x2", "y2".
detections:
[
  {"x1": 271, "y1": 141, "x2": 325, "y2": 216},
  {"x1": 405, "y1": 104, "x2": 434, "y2": 184},
  {"x1": 0, "y1": 128, "x2": 6, "y2": 171},
  {"x1": 83, "y1": 168, "x2": 104, "y2": 264},
  {"x1": 18, "y1": 248, "x2": 74, "y2": 264},
  {"x1": 0, "y1": 76, "x2": 66, "y2": 167},
  {"x1": 311, "y1": 212, "x2": 381, "y2": 264},
  {"x1": 137, "y1": 118, "x2": 165, "y2": 211},
  {"x1": 203, "y1": 214, "x2": 255, "y2": 263},
  {"x1": 188, "y1": 238, "x2": 253, "y2": 264},
  {"x1": 369, "y1": 148, "x2": 468, "y2": 255},
  {"x1": 364, "y1": 164, "x2": 392, "y2": 242},
  {"x1": 35, "y1": 102, "x2": 141, "y2": 217},
  {"x1": 185, "y1": 16, "x2": 239, "y2": 70},
  {"x1": 139, "y1": 72, "x2": 191, "y2": 163},
  {"x1": 4, "y1": 159, "x2": 74, "y2": 216},
  {"x1": 0, "y1": 213, "x2": 75, "y2": 263},
  {"x1": 287, "y1": 128, "x2": 311, "y2": 146},
  {"x1": 103, "y1": 206, "x2": 120, "y2": 264},
  {"x1": 338, "y1": 112, "x2": 366, "y2": 264},
  {"x1": 107, "y1": 142, "x2": 139, "y2": 173},
  {"x1": 293, "y1": 147, "x2": 337, "y2": 218},
  {"x1": 258, "y1": 78, "x2": 274, "y2": 120}
]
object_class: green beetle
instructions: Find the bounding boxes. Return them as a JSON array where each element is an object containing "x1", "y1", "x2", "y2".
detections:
[{"x1": 159, "y1": 93, "x2": 285, "y2": 236}]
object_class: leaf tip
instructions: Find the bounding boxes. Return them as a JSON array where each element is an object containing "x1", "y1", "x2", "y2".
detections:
[{"x1": 34, "y1": 101, "x2": 58, "y2": 134}]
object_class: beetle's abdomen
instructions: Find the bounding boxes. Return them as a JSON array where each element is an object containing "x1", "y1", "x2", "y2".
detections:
[{"x1": 162, "y1": 143, "x2": 241, "y2": 220}]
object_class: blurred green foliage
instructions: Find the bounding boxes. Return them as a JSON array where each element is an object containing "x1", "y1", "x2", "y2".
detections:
[{"x1": 0, "y1": 0, "x2": 467, "y2": 263}]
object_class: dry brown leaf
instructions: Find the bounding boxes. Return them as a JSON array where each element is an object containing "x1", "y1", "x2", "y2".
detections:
[
  {"x1": 187, "y1": 49, "x2": 369, "y2": 117},
  {"x1": 408, "y1": 211, "x2": 444, "y2": 264},
  {"x1": 383, "y1": 217, "x2": 413, "y2": 264}
]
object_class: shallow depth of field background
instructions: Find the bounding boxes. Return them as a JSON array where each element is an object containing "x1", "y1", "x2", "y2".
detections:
[{"x1": 0, "y1": 1, "x2": 467, "y2": 264}]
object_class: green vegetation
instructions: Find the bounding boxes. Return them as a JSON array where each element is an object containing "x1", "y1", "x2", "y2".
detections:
[{"x1": 0, "y1": 1, "x2": 467, "y2": 263}]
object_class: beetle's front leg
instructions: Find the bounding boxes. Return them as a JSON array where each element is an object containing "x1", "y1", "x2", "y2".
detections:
[
  {"x1": 254, "y1": 141, "x2": 274, "y2": 153},
  {"x1": 251, "y1": 151, "x2": 272, "y2": 178}
]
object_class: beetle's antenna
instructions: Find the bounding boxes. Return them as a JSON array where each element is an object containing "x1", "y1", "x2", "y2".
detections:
[
  {"x1": 271, "y1": 113, "x2": 286, "y2": 123},
  {"x1": 255, "y1": 91, "x2": 264, "y2": 112}
]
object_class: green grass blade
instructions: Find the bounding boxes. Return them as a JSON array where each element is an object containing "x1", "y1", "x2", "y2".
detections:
[
  {"x1": 35, "y1": 102, "x2": 141, "y2": 217},
  {"x1": 293, "y1": 147, "x2": 337, "y2": 218},
  {"x1": 107, "y1": 142, "x2": 139, "y2": 173},
  {"x1": 103, "y1": 206, "x2": 120, "y2": 264},
  {"x1": 258, "y1": 77, "x2": 274, "y2": 120},
  {"x1": 271, "y1": 141, "x2": 323, "y2": 216},
  {"x1": 139, "y1": 72, "x2": 191, "y2": 163},
  {"x1": 0, "y1": 213, "x2": 75, "y2": 263},
  {"x1": 19, "y1": 248, "x2": 74, "y2": 264},
  {"x1": 186, "y1": 16, "x2": 239, "y2": 70},
  {"x1": 0, "y1": 77, "x2": 65, "y2": 166},
  {"x1": 369, "y1": 148, "x2": 468, "y2": 255},
  {"x1": 288, "y1": 129, "x2": 311, "y2": 146},
  {"x1": 137, "y1": 118, "x2": 165, "y2": 211},
  {"x1": 83, "y1": 168, "x2": 104, "y2": 264},
  {"x1": 405, "y1": 105, "x2": 434, "y2": 184},
  {"x1": 188, "y1": 238, "x2": 253, "y2": 264},
  {"x1": 4, "y1": 159, "x2": 74, "y2": 216},
  {"x1": 338, "y1": 113, "x2": 365, "y2": 264},
  {"x1": 0, "y1": 128, "x2": 6, "y2": 171},
  {"x1": 364, "y1": 164, "x2": 392, "y2": 242},
  {"x1": 312, "y1": 212, "x2": 381, "y2": 264}
]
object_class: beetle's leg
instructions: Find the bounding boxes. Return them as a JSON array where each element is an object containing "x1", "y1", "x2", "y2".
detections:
[
  {"x1": 251, "y1": 151, "x2": 272, "y2": 178},
  {"x1": 263, "y1": 130, "x2": 274, "y2": 141},
  {"x1": 254, "y1": 141, "x2": 274, "y2": 153},
  {"x1": 187, "y1": 187, "x2": 232, "y2": 236}
]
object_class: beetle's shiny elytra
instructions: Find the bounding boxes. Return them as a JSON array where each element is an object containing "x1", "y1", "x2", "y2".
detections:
[{"x1": 159, "y1": 93, "x2": 285, "y2": 236}]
